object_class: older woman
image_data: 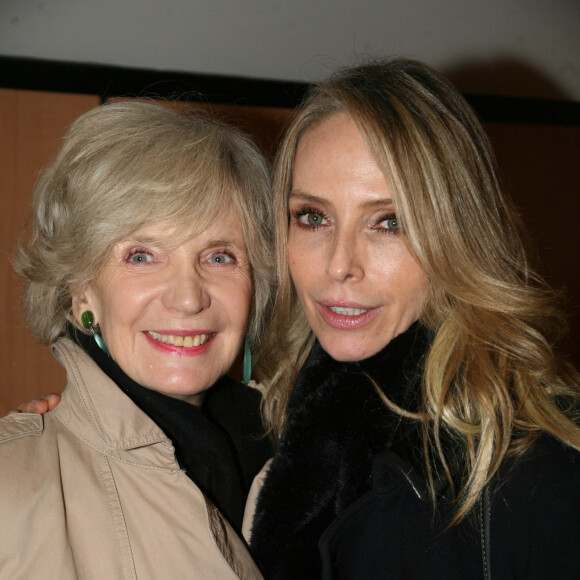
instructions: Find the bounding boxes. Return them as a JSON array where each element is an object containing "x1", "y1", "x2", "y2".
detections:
[
  {"x1": 248, "y1": 58, "x2": 580, "y2": 579},
  {"x1": 0, "y1": 101, "x2": 272, "y2": 578}
]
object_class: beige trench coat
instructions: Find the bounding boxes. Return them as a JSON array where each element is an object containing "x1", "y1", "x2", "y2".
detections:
[{"x1": 0, "y1": 338, "x2": 263, "y2": 579}]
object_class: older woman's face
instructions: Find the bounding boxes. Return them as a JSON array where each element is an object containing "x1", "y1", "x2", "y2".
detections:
[
  {"x1": 288, "y1": 113, "x2": 429, "y2": 362},
  {"x1": 74, "y1": 208, "x2": 251, "y2": 404}
]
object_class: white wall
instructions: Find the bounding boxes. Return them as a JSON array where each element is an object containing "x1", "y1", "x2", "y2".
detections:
[{"x1": 1, "y1": 0, "x2": 579, "y2": 101}]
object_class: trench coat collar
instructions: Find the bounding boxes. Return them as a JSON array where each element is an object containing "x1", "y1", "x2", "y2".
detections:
[{"x1": 51, "y1": 338, "x2": 169, "y2": 452}]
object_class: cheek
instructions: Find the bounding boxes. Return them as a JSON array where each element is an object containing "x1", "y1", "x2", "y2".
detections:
[
  {"x1": 399, "y1": 264, "x2": 430, "y2": 311},
  {"x1": 223, "y1": 275, "x2": 252, "y2": 326},
  {"x1": 85, "y1": 285, "x2": 114, "y2": 322},
  {"x1": 374, "y1": 241, "x2": 419, "y2": 277},
  {"x1": 288, "y1": 241, "x2": 313, "y2": 290},
  {"x1": 87, "y1": 277, "x2": 152, "y2": 349},
  {"x1": 98, "y1": 286, "x2": 142, "y2": 326},
  {"x1": 371, "y1": 255, "x2": 403, "y2": 280},
  {"x1": 288, "y1": 261, "x2": 307, "y2": 300},
  {"x1": 372, "y1": 247, "x2": 429, "y2": 303}
]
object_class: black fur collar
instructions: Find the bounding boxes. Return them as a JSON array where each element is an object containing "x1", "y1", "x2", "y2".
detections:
[{"x1": 250, "y1": 322, "x2": 432, "y2": 579}]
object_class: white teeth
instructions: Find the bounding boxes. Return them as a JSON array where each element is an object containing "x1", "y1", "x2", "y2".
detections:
[
  {"x1": 329, "y1": 306, "x2": 368, "y2": 316},
  {"x1": 148, "y1": 331, "x2": 210, "y2": 347}
]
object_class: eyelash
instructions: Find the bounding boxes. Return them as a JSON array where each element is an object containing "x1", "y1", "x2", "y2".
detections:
[
  {"x1": 291, "y1": 208, "x2": 400, "y2": 235},
  {"x1": 125, "y1": 248, "x2": 155, "y2": 263},
  {"x1": 209, "y1": 250, "x2": 237, "y2": 265},
  {"x1": 123, "y1": 247, "x2": 238, "y2": 268},
  {"x1": 374, "y1": 213, "x2": 400, "y2": 235},
  {"x1": 290, "y1": 207, "x2": 329, "y2": 230}
]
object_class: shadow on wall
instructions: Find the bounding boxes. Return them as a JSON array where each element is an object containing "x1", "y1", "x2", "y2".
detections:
[
  {"x1": 445, "y1": 57, "x2": 580, "y2": 370},
  {"x1": 445, "y1": 55, "x2": 575, "y2": 101}
]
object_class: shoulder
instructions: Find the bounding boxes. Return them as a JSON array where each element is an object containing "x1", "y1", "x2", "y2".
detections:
[
  {"x1": 498, "y1": 434, "x2": 580, "y2": 498},
  {"x1": 494, "y1": 434, "x2": 580, "y2": 520},
  {"x1": 495, "y1": 434, "x2": 580, "y2": 514},
  {"x1": 0, "y1": 413, "x2": 44, "y2": 446},
  {"x1": 0, "y1": 412, "x2": 61, "y2": 467},
  {"x1": 0, "y1": 413, "x2": 57, "y2": 505},
  {"x1": 493, "y1": 434, "x2": 580, "y2": 528},
  {"x1": 489, "y1": 435, "x2": 580, "y2": 576}
]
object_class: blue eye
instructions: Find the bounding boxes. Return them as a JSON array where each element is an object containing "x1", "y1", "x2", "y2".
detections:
[
  {"x1": 127, "y1": 250, "x2": 154, "y2": 263},
  {"x1": 378, "y1": 215, "x2": 400, "y2": 233},
  {"x1": 210, "y1": 253, "x2": 234, "y2": 264}
]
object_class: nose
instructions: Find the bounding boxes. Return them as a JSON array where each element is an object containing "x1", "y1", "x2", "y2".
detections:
[
  {"x1": 325, "y1": 228, "x2": 364, "y2": 283},
  {"x1": 162, "y1": 265, "x2": 210, "y2": 315}
]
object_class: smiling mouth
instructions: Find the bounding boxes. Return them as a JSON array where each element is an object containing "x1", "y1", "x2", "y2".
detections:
[
  {"x1": 329, "y1": 306, "x2": 369, "y2": 316},
  {"x1": 146, "y1": 331, "x2": 212, "y2": 347}
]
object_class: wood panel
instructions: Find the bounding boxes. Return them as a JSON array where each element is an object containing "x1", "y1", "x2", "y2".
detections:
[
  {"x1": 485, "y1": 122, "x2": 580, "y2": 367},
  {"x1": 186, "y1": 102, "x2": 296, "y2": 162},
  {"x1": 0, "y1": 90, "x2": 99, "y2": 415}
]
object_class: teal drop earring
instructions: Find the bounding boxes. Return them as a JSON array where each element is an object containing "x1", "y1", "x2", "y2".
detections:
[
  {"x1": 242, "y1": 335, "x2": 252, "y2": 385},
  {"x1": 81, "y1": 310, "x2": 109, "y2": 355}
]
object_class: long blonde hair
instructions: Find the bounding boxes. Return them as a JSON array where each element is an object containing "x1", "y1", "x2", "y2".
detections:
[{"x1": 260, "y1": 57, "x2": 580, "y2": 521}]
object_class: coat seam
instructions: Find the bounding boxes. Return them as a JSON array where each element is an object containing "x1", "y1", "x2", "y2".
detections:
[
  {"x1": 52, "y1": 412, "x2": 180, "y2": 473},
  {"x1": 205, "y1": 497, "x2": 248, "y2": 579},
  {"x1": 0, "y1": 430, "x2": 42, "y2": 445},
  {"x1": 98, "y1": 454, "x2": 137, "y2": 579}
]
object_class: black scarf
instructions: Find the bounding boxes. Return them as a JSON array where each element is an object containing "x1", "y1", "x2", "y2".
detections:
[
  {"x1": 250, "y1": 322, "x2": 432, "y2": 579},
  {"x1": 71, "y1": 328, "x2": 272, "y2": 533}
]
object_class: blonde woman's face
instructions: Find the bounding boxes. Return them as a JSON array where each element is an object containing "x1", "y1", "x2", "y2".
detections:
[
  {"x1": 288, "y1": 113, "x2": 429, "y2": 362},
  {"x1": 73, "y1": 209, "x2": 251, "y2": 404}
]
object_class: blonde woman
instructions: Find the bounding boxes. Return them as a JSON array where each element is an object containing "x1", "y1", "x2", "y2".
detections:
[{"x1": 248, "y1": 58, "x2": 580, "y2": 579}]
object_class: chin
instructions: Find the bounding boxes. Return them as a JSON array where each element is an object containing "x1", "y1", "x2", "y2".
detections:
[
  {"x1": 145, "y1": 372, "x2": 216, "y2": 398},
  {"x1": 320, "y1": 339, "x2": 383, "y2": 363}
]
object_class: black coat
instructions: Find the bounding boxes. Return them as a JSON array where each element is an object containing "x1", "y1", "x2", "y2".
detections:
[
  {"x1": 319, "y1": 434, "x2": 580, "y2": 579},
  {"x1": 250, "y1": 324, "x2": 580, "y2": 579}
]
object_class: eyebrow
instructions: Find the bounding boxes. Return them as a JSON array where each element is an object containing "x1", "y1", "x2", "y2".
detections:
[
  {"x1": 133, "y1": 235, "x2": 161, "y2": 243},
  {"x1": 206, "y1": 240, "x2": 239, "y2": 247},
  {"x1": 123, "y1": 236, "x2": 242, "y2": 249},
  {"x1": 289, "y1": 190, "x2": 394, "y2": 209},
  {"x1": 121, "y1": 235, "x2": 162, "y2": 247}
]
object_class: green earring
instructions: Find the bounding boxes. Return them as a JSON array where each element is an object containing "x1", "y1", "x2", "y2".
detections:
[
  {"x1": 81, "y1": 310, "x2": 109, "y2": 355},
  {"x1": 80, "y1": 310, "x2": 94, "y2": 331},
  {"x1": 242, "y1": 335, "x2": 252, "y2": 385}
]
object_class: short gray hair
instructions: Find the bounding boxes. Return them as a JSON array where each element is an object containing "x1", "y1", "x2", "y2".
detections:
[{"x1": 15, "y1": 100, "x2": 273, "y2": 346}]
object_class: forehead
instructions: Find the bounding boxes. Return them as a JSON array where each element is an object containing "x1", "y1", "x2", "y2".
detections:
[
  {"x1": 297, "y1": 113, "x2": 362, "y2": 156},
  {"x1": 292, "y1": 113, "x2": 392, "y2": 207},
  {"x1": 123, "y1": 206, "x2": 246, "y2": 248}
]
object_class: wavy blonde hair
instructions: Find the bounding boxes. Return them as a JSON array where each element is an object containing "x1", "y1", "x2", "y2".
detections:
[
  {"x1": 15, "y1": 100, "x2": 273, "y2": 351},
  {"x1": 260, "y1": 57, "x2": 580, "y2": 522}
]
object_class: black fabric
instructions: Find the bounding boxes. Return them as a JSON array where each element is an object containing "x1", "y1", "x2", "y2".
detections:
[
  {"x1": 71, "y1": 328, "x2": 272, "y2": 532},
  {"x1": 249, "y1": 322, "x2": 432, "y2": 579},
  {"x1": 250, "y1": 317, "x2": 580, "y2": 579},
  {"x1": 318, "y1": 434, "x2": 580, "y2": 579}
]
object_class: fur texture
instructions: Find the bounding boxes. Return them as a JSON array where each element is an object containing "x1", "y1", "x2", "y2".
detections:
[{"x1": 250, "y1": 322, "x2": 431, "y2": 579}]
